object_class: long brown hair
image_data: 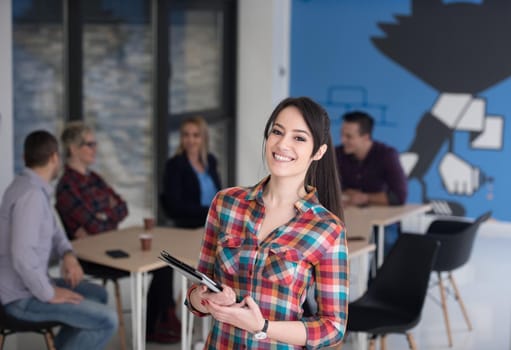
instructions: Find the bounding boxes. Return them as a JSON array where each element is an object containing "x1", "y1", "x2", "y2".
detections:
[{"x1": 263, "y1": 97, "x2": 344, "y2": 220}]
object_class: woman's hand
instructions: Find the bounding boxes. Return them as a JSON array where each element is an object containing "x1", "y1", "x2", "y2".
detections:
[
  {"x1": 189, "y1": 283, "x2": 237, "y2": 314},
  {"x1": 200, "y1": 284, "x2": 237, "y2": 306},
  {"x1": 203, "y1": 295, "x2": 266, "y2": 334}
]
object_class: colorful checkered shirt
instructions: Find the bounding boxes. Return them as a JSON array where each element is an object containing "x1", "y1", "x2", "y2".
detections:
[
  {"x1": 194, "y1": 176, "x2": 349, "y2": 349},
  {"x1": 55, "y1": 166, "x2": 128, "y2": 238}
]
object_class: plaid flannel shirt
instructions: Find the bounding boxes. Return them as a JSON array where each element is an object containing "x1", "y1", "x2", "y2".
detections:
[
  {"x1": 55, "y1": 166, "x2": 128, "y2": 238},
  {"x1": 193, "y1": 177, "x2": 348, "y2": 349}
]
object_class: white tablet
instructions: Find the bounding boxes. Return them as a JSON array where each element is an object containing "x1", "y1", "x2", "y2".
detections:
[{"x1": 159, "y1": 250, "x2": 223, "y2": 293}]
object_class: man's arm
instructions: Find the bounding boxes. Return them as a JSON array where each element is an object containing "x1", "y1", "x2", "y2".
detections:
[
  {"x1": 61, "y1": 251, "x2": 83, "y2": 288},
  {"x1": 11, "y1": 190, "x2": 55, "y2": 302},
  {"x1": 344, "y1": 189, "x2": 389, "y2": 206},
  {"x1": 343, "y1": 147, "x2": 407, "y2": 206}
]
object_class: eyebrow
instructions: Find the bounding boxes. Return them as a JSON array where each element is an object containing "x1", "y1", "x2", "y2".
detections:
[{"x1": 274, "y1": 122, "x2": 311, "y2": 136}]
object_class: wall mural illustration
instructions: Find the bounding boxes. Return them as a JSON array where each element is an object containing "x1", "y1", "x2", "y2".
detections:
[
  {"x1": 291, "y1": 0, "x2": 510, "y2": 220},
  {"x1": 373, "y1": 0, "x2": 505, "y2": 216}
]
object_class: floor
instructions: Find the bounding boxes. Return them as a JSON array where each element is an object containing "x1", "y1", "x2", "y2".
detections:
[{"x1": 4, "y1": 230, "x2": 510, "y2": 350}]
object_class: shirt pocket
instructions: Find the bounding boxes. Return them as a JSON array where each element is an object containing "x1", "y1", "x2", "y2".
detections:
[
  {"x1": 262, "y1": 246, "x2": 303, "y2": 285},
  {"x1": 216, "y1": 235, "x2": 243, "y2": 276}
]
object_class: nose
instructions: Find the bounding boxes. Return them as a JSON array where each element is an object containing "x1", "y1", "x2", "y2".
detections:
[{"x1": 275, "y1": 134, "x2": 292, "y2": 150}]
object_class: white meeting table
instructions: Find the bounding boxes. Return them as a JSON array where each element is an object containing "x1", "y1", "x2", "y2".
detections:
[
  {"x1": 344, "y1": 203, "x2": 432, "y2": 267},
  {"x1": 72, "y1": 226, "x2": 204, "y2": 350}
]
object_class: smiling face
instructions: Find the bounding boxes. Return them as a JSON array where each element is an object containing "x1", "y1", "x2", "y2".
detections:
[
  {"x1": 341, "y1": 121, "x2": 370, "y2": 157},
  {"x1": 265, "y1": 106, "x2": 323, "y2": 181}
]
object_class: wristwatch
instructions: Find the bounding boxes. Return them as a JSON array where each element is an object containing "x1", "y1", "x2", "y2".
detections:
[{"x1": 254, "y1": 319, "x2": 269, "y2": 340}]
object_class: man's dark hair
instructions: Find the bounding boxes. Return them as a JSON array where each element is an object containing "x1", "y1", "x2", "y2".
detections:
[
  {"x1": 24, "y1": 130, "x2": 59, "y2": 168},
  {"x1": 342, "y1": 111, "x2": 374, "y2": 137}
]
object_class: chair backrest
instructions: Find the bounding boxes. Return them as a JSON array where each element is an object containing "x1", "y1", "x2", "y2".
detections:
[
  {"x1": 366, "y1": 233, "x2": 440, "y2": 318},
  {"x1": 426, "y1": 211, "x2": 491, "y2": 272}
]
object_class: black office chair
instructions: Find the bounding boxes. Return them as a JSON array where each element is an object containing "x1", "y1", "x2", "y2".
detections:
[
  {"x1": 0, "y1": 302, "x2": 63, "y2": 350},
  {"x1": 422, "y1": 211, "x2": 491, "y2": 347},
  {"x1": 347, "y1": 233, "x2": 440, "y2": 350}
]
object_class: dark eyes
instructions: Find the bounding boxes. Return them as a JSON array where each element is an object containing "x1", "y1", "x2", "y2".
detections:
[{"x1": 271, "y1": 128, "x2": 306, "y2": 142}]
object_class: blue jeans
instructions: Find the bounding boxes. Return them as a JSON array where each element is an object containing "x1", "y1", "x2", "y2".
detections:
[{"x1": 4, "y1": 279, "x2": 118, "y2": 350}]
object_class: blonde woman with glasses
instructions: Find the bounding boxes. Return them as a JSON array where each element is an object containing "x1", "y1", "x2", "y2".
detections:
[{"x1": 55, "y1": 121, "x2": 180, "y2": 343}]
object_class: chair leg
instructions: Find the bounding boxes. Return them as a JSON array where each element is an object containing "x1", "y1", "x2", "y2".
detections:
[
  {"x1": 43, "y1": 330, "x2": 56, "y2": 350},
  {"x1": 438, "y1": 272, "x2": 453, "y2": 347},
  {"x1": 113, "y1": 279, "x2": 128, "y2": 350},
  {"x1": 380, "y1": 334, "x2": 387, "y2": 350},
  {"x1": 448, "y1": 272, "x2": 473, "y2": 331},
  {"x1": 405, "y1": 332, "x2": 418, "y2": 350}
]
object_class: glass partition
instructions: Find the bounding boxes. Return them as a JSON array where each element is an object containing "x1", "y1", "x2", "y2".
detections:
[
  {"x1": 12, "y1": 0, "x2": 64, "y2": 174},
  {"x1": 169, "y1": 10, "x2": 223, "y2": 114},
  {"x1": 83, "y1": 0, "x2": 153, "y2": 225}
]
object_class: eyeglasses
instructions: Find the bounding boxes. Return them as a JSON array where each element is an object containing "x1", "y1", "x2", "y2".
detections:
[{"x1": 80, "y1": 141, "x2": 97, "y2": 148}]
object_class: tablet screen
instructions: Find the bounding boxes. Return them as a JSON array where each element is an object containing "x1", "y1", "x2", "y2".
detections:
[{"x1": 159, "y1": 250, "x2": 223, "y2": 292}]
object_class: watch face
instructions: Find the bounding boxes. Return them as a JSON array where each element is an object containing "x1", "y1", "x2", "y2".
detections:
[{"x1": 254, "y1": 331, "x2": 267, "y2": 340}]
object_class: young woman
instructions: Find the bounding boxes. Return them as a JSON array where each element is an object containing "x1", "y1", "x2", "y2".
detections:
[{"x1": 186, "y1": 97, "x2": 348, "y2": 349}]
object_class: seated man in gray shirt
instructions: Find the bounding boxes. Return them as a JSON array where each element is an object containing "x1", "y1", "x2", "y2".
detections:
[{"x1": 0, "y1": 130, "x2": 118, "y2": 350}]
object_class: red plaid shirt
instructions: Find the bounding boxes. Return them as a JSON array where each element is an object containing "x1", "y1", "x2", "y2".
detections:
[
  {"x1": 193, "y1": 176, "x2": 348, "y2": 349},
  {"x1": 55, "y1": 166, "x2": 128, "y2": 238}
]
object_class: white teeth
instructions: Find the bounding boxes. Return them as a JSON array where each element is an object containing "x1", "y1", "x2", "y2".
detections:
[{"x1": 274, "y1": 153, "x2": 292, "y2": 161}]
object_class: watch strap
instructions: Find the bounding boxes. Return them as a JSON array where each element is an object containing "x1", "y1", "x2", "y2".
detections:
[{"x1": 260, "y1": 319, "x2": 269, "y2": 333}]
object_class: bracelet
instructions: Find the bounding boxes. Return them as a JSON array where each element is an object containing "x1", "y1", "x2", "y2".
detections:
[{"x1": 186, "y1": 284, "x2": 209, "y2": 317}]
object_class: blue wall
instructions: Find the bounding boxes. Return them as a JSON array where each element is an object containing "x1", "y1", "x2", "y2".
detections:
[{"x1": 291, "y1": 0, "x2": 511, "y2": 220}]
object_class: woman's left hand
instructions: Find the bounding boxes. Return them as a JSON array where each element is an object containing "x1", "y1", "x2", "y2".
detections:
[
  {"x1": 203, "y1": 295, "x2": 266, "y2": 334},
  {"x1": 202, "y1": 284, "x2": 237, "y2": 306}
]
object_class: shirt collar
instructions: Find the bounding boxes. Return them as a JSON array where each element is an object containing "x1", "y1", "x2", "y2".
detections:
[
  {"x1": 23, "y1": 167, "x2": 52, "y2": 198},
  {"x1": 245, "y1": 175, "x2": 320, "y2": 214}
]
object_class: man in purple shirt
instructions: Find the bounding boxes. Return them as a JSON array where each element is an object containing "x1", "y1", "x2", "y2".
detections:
[
  {"x1": 336, "y1": 111, "x2": 407, "y2": 206},
  {"x1": 0, "y1": 130, "x2": 117, "y2": 350},
  {"x1": 335, "y1": 111, "x2": 407, "y2": 254}
]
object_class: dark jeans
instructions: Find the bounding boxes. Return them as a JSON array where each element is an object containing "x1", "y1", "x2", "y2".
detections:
[{"x1": 146, "y1": 266, "x2": 175, "y2": 334}]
